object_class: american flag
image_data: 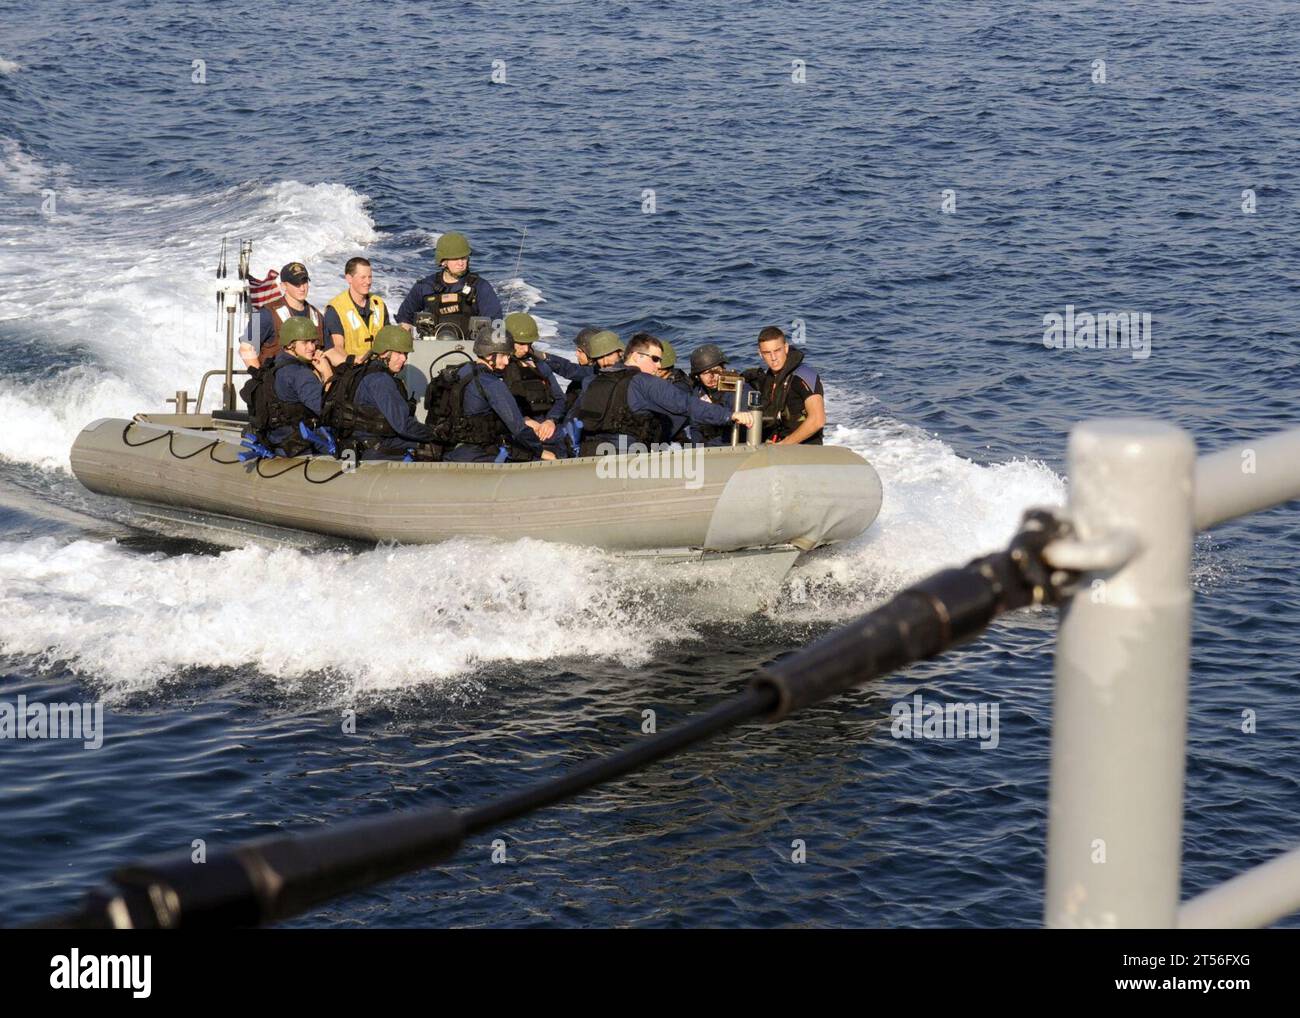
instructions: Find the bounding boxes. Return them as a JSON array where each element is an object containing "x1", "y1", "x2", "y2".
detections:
[{"x1": 248, "y1": 269, "x2": 281, "y2": 309}]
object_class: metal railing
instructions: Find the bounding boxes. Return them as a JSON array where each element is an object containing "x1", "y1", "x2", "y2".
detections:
[{"x1": 1043, "y1": 419, "x2": 1300, "y2": 928}]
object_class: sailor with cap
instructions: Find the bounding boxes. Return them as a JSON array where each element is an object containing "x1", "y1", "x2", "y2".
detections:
[{"x1": 238, "y1": 261, "x2": 325, "y2": 369}]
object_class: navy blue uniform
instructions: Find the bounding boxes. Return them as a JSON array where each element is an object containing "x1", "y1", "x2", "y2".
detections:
[
  {"x1": 354, "y1": 368, "x2": 438, "y2": 459},
  {"x1": 242, "y1": 303, "x2": 320, "y2": 351},
  {"x1": 396, "y1": 272, "x2": 503, "y2": 326},
  {"x1": 575, "y1": 367, "x2": 735, "y2": 451},
  {"x1": 542, "y1": 354, "x2": 593, "y2": 383},
  {"x1": 447, "y1": 363, "x2": 545, "y2": 463},
  {"x1": 266, "y1": 353, "x2": 324, "y2": 447}
]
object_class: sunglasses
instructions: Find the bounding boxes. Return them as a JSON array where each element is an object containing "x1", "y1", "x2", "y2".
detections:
[{"x1": 639, "y1": 352, "x2": 662, "y2": 364}]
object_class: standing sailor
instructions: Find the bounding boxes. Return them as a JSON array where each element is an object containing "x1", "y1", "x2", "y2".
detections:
[
  {"x1": 395, "y1": 231, "x2": 503, "y2": 338},
  {"x1": 754, "y1": 326, "x2": 826, "y2": 445},
  {"x1": 238, "y1": 261, "x2": 325, "y2": 369},
  {"x1": 575, "y1": 334, "x2": 753, "y2": 455},
  {"x1": 324, "y1": 257, "x2": 390, "y2": 364}
]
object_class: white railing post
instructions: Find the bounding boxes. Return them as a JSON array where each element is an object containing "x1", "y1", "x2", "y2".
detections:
[{"x1": 1045, "y1": 419, "x2": 1195, "y2": 927}]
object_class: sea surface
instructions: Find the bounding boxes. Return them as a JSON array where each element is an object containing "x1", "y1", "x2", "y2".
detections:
[{"x1": 1, "y1": 0, "x2": 1298, "y2": 927}]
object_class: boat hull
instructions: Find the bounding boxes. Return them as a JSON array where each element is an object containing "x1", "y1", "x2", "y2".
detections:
[{"x1": 70, "y1": 416, "x2": 882, "y2": 552}]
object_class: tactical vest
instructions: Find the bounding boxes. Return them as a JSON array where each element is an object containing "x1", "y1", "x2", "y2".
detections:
[
  {"x1": 504, "y1": 356, "x2": 554, "y2": 417},
  {"x1": 693, "y1": 385, "x2": 735, "y2": 445},
  {"x1": 421, "y1": 272, "x2": 481, "y2": 337},
  {"x1": 576, "y1": 368, "x2": 661, "y2": 455},
  {"x1": 759, "y1": 347, "x2": 823, "y2": 444},
  {"x1": 260, "y1": 298, "x2": 324, "y2": 360},
  {"x1": 327, "y1": 291, "x2": 388, "y2": 358},
  {"x1": 322, "y1": 357, "x2": 413, "y2": 441},
  {"x1": 244, "y1": 357, "x2": 317, "y2": 449}
]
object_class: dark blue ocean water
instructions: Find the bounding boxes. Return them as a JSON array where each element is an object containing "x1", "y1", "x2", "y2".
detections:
[{"x1": 0, "y1": 0, "x2": 1298, "y2": 927}]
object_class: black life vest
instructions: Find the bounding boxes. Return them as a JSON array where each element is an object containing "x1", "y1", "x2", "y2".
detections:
[
  {"x1": 693, "y1": 384, "x2": 735, "y2": 444},
  {"x1": 759, "y1": 347, "x2": 823, "y2": 444},
  {"x1": 576, "y1": 368, "x2": 661, "y2": 455},
  {"x1": 421, "y1": 271, "x2": 481, "y2": 337},
  {"x1": 321, "y1": 357, "x2": 414, "y2": 441},
  {"x1": 424, "y1": 364, "x2": 512, "y2": 447},
  {"x1": 503, "y1": 356, "x2": 554, "y2": 417},
  {"x1": 243, "y1": 357, "x2": 317, "y2": 450}
]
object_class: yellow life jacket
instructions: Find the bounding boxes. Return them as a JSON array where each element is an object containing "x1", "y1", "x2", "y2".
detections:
[{"x1": 327, "y1": 291, "x2": 389, "y2": 357}]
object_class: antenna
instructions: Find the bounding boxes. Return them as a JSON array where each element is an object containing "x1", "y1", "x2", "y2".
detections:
[{"x1": 507, "y1": 227, "x2": 528, "y2": 313}]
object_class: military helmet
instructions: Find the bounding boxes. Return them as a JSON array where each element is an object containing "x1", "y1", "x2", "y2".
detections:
[
  {"x1": 690, "y1": 343, "x2": 727, "y2": 376},
  {"x1": 435, "y1": 231, "x2": 472, "y2": 261},
  {"x1": 505, "y1": 311, "x2": 539, "y2": 345},
  {"x1": 585, "y1": 330, "x2": 624, "y2": 360},
  {"x1": 573, "y1": 326, "x2": 599, "y2": 354},
  {"x1": 658, "y1": 339, "x2": 677, "y2": 370},
  {"x1": 474, "y1": 328, "x2": 513, "y2": 359},
  {"x1": 372, "y1": 324, "x2": 414, "y2": 355},
  {"x1": 280, "y1": 317, "x2": 319, "y2": 349}
]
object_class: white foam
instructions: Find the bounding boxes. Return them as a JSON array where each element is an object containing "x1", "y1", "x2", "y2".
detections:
[
  {"x1": 0, "y1": 536, "x2": 695, "y2": 698},
  {"x1": 786, "y1": 396, "x2": 1067, "y2": 617},
  {"x1": 0, "y1": 58, "x2": 19, "y2": 76}
]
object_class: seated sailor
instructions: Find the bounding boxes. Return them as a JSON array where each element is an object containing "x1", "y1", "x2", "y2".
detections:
[
  {"x1": 395, "y1": 231, "x2": 503, "y2": 340},
  {"x1": 326, "y1": 325, "x2": 439, "y2": 460},
  {"x1": 244, "y1": 317, "x2": 332, "y2": 456},
  {"x1": 754, "y1": 325, "x2": 826, "y2": 445},
  {"x1": 574, "y1": 333, "x2": 753, "y2": 456},
  {"x1": 432, "y1": 329, "x2": 553, "y2": 463},
  {"x1": 238, "y1": 261, "x2": 325, "y2": 369},
  {"x1": 502, "y1": 312, "x2": 567, "y2": 446},
  {"x1": 324, "y1": 256, "x2": 390, "y2": 365},
  {"x1": 689, "y1": 343, "x2": 751, "y2": 447}
]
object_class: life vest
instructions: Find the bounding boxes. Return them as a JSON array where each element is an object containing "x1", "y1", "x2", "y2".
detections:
[
  {"x1": 243, "y1": 356, "x2": 318, "y2": 451},
  {"x1": 759, "y1": 347, "x2": 823, "y2": 444},
  {"x1": 421, "y1": 271, "x2": 481, "y2": 337},
  {"x1": 503, "y1": 356, "x2": 554, "y2": 417},
  {"x1": 425, "y1": 364, "x2": 513, "y2": 447},
  {"x1": 321, "y1": 356, "x2": 414, "y2": 441},
  {"x1": 692, "y1": 384, "x2": 735, "y2": 445},
  {"x1": 259, "y1": 298, "x2": 324, "y2": 360},
  {"x1": 327, "y1": 291, "x2": 388, "y2": 358},
  {"x1": 576, "y1": 368, "x2": 661, "y2": 455}
]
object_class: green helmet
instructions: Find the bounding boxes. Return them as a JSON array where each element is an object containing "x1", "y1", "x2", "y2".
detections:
[
  {"x1": 435, "y1": 231, "x2": 471, "y2": 262},
  {"x1": 505, "y1": 312, "x2": 539, "y2": 345},
  {"x1": 586, "y1": 330, "x2": 624, "y2": 360},
  {"x1": 279, "y1": 317, "x2": 319, "y2": 349},
  {"x1": 372, "y1": 324, "x2": 413, "y2": 355},
  {"x1": 658, "y1": 339, "x2": 677, "y2": 370}
]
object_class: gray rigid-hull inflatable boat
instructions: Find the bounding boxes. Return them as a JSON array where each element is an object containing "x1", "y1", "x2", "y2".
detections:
[{"x1": 68, "y1": 337, "x2": 883, "y2": 598}]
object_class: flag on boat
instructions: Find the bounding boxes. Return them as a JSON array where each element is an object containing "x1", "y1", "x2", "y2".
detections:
[{"x1": 248, "y1": 270, "x2": 281, "y2": 308}]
